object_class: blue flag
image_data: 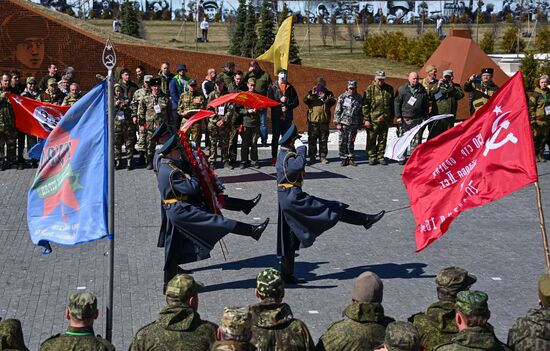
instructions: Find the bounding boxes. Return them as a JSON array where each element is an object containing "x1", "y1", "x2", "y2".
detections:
[{"x1": 28, "y1": 82, "x2": 108, "y2": 253}]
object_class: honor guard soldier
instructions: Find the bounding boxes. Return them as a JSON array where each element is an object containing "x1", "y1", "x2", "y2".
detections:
[
  {"x1": 276, "y1": 124, "x2": 385, "y2": 284},
  {"x1": 464, "y1": 68, "x2": 499, "y2": 114},
  {"x1": 156, "y1": 135, "x2": 268, "y2": 285}
]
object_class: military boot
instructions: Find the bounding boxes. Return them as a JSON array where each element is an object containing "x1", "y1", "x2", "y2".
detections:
[{"x1": 146, "y1": 157, "x2": 153, "y2": 170}]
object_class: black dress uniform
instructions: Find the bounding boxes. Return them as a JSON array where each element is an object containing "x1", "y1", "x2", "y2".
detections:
[{"x1": 276, "y1": 124, "x2": 385, "y2": 284}]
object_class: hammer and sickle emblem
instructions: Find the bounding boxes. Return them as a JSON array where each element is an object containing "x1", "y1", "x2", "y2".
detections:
[{"x1": 483, "y1": 111, "x2": 518, "y2": 156}]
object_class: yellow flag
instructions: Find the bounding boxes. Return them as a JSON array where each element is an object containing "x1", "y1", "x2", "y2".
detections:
[{"x1": 257, "y1": 16, "x2": 293, "y2": 75}]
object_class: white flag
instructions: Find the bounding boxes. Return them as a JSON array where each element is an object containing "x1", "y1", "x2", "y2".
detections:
[{"x1": 384, "y1": 114, "x2": 453, "y2": 161}]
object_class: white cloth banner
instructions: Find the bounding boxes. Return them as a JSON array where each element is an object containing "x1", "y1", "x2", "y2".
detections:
[{"x1": 384, "y1": 114, "x2": 454, "y2": 161}]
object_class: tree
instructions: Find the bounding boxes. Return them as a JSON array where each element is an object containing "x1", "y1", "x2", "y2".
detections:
[
  {"x1": 121, "y1": 0, "x2": 141, "y2": 38},
  {"x1": 256, "y1": 0, "x2": 276, "y2": 54},
  {"x1": 521, "y1": 53, "x2": 539, "y2": 91},
  {"x1": 501, "y1": 27, "x2": 525, "y2": 54},
  {"x1": 535, "y1": 27, "x2": 550, "y2": 52},
  {"x1": 479, "y1": 31, "x2": 495, "y2": 53},
  {"x1": 229, "y1": 0, "x2": 247, "y2": 55},
  {"x1": 241, "y1": 2, "x2": 258, "y2": 57}
]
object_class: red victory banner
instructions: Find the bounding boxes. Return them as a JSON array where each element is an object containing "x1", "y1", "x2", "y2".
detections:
[
  {"x1": 402, "y1": 72, "x2": 538, "y2": 252},
  {"x1": 207, "y1": 91, "x2": 279, "y2": 110},
  {"x1": 8, "y1": 93, "x2": 70, "y2": 139}
]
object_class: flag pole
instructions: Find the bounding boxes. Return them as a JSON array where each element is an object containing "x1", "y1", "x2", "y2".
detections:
[
  {"x1": 102, "y1": 38, "x2": 116, "y2": 342},
  {"x1": 534, "y1": 182, "x2": 550, "y2": 272}
]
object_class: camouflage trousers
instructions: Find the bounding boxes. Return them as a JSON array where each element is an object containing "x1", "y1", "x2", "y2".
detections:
[
  {"x1": 0, "y1": 125, "x2": 17, "y2": 165},
  {"x1": 207, "y1": 123, "x2": 230, "y2": 163},
  {"x1": 228, "y1": 125, "x2": 239, "y2": 162},
  {"x1": 17, "y1": 131, "x2": 37, "y2": 160},
  {"x1": 427, "y1": 116, "x2": 455, "y2": 140},
  {"x1": 308, "y1": 121, "x2": 329, "y2": 160},
  {"x1": 533, "y1": 123, "x2": 550, "y2": 159},
  {"x1": 366, "y1": 122, "x2": 388, "y2": 161},
  {"x1": 398, "y1": 118, "x2": 423, "y2": 159},
  {"x1": 114, "y1": 125, "x2": 137, "y2": 161},
  {"x1": 180, "y1": 118, "x2": 202, "y2": 147},
  {"x1": 135, "y1": 129, "x2": 147, "y2": 153},
  {"x1": 241, "y1": 125, "x2": 259, "y2": 163},
  {"x1": 338, "y1": 124, "x2": 358, "y2": 160}
]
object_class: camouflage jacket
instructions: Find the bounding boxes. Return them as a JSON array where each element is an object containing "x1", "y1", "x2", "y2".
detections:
[
  {"x1": 178, "y1": 91, "x2": 206, "y2": 117},
  {"x1": 38, "y1": 90, "x2": 66, "y2": 105},
  {"x1": 138, "y1": 93, "x2": 170, "y2": 131},
  {"x1": 316, "y1": 301, "x2": 395, "y2": 351},
  {"x1": 433, "y1": 325, "x2": 510, "y2": 351},
  {"x1": 363, "y1": 82, "x2": 394, "y2": 124},
  {"x1": 38, "y1": 326, "x2": 114, "y2": 351},
  {"x1": 0, "y1": 318, "x2": 28, "y2": 351},
  {"x1": 0, "y1": 91, "x2": 15, "y2": 128},
  {"x1": 62, "y1": 93, "x2": 82, "y2": 107},
  {"x1": 129, "y1": 305, "x2": 217, "y2": 351},
  {"x1": 211, "y1": 340, "x2": 257, "y2": 350},
  {"x1": 249, "y1": 299, "x2": 315, "y2": 351},
  {"x1": 243, "y1": 69, "x2": 272, "y2": 96},
  {"x1": 21, "y1": 89, "x2": 40, "y2": 100},
  {"x1": 430, "y1": 82, "x2": 465, "y2": 116},
  {"x1": 463, "y1": 81, "x2": 498, "y2": 113},
  {"x1": 118, "y1": 80, "x2": 139, "y2": 100},
  {"x1": 217, "y1": 70, "x2": 235, "y2": 89},
  {"x1": 208, "y1": 89, "x2": 235, "y2": 125},
  {"x1": 334, "y1": 91, "x2": 363, "y2": 126},
  {"x1": 507, "y1": 306, "x2": 550, "y2": 351},
  {"x1": 410, "y1": 300, "x2": 459, "y2": 351},
  {"x1": 529, "y1": 87, "x2": 550, "y2": 125},
  {"x1": 131, "y1": 87, "x2": 151, "y2": 117},
  {"x1": 114, "y1": 96, "x2": 134, "y2": 131},
  {"x1": 159, "y1": 72, "x2": 175, "y2": 96},
  {"x1": 303, "y1": 89, "x2": 336, "y2": 124}
]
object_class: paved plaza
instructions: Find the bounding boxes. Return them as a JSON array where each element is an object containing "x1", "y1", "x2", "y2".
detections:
[{"x1": 1, "y1": 140, "x2": 550, "y2": 349}]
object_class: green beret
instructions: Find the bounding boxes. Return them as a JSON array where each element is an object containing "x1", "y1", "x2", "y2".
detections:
[
  {"x1": 256, "y1": 268, "x2": 284, "y2": 299},
  {"x1": 68, "y1": 292, "x2": 97, "y2": 320},
  {"x1": 455, "y1": 290, "x2": 489, "y2": 316},
  {"x1": 385, "y1": 321, "x2": 420, "y2": 351}
]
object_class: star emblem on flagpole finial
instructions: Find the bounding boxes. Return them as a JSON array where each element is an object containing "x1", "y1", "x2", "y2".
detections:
[{"x1": 493, "y1": 105, "x2": 503, "y2": 115}]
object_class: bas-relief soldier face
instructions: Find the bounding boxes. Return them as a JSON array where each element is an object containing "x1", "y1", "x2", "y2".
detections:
[{"x1": 15, "y1": 38, "x2": 45, "y2": 69}]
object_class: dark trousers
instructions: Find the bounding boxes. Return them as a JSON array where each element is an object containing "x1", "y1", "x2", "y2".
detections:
[
  {"x1": 202, "y1": 29, "x2": 208, "y2": 41},
  {"x1": 241, "y1": 126, "x2": 259, "y2": 163},
  {"x1": 271, "y1": 117, "x2": 292, "y2": 159},
  {"x1": 281, "y1": 208, "x2": 369, "y2": 278},
  {"x1": 308, "y1": 122, "x2": 329, "y2": 160}
]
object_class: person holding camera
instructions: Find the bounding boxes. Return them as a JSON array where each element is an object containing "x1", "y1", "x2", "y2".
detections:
[
  {"x1": 303, "y1": 77, "x2": 336, "y2": 164},
  {"x1": 464, "y1": 68, "x2": 499, "y2": 114},
  {"x1": 427, "y1": 69, "x2": 465, "y2": 140}
]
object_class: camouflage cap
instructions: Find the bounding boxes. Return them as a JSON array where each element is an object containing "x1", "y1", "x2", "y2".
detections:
[
  {"x1": 385, "y1": 321, "x2": 421, "y2": 351},
  {"x1": 68, "y1": 292, "x2": 97, "y2": 320},
  {"x1": 26, "y1": 77, "x2": 36, "y2": 84},
  {"x1": 425, "y1": 64, "x2": 437, "y2": 73},
  {"x1": 256, "y1": 268, "x2": 284, "y2": 299},
  {"x1": 347, "y1": 80, "x2": 357, "y2": 88},
  {"x1": 165, "y1": 273, "x2": 204, "y2": 300},
  {"x1": 47, "y1": 78, "x2": 57, "y2": 86},
  {"x1": 352, "y1": 271, "x2": 383, "y2": 303},
  {"x1": 143, "y1": 75, "x2": 153, "y2": 82},
  {"x1": 455, "y1": 290, "x2": 489, "y2": 316},
  {"x1": 220, "y1": 306, "x2": 251, "y2": 337},
  {"x1": 538, "y1": 273, "x2": 550, "y2": 307},
  {"x1": 436, "y1": 266, "x2": 477, "y2": 297},
  {"x1": 247, "y1": 78, "x2": 256, "y2": 85}
]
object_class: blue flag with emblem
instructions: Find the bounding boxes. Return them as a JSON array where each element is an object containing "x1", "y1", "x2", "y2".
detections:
[{"x1": 27, "y1": 82, "x2": 108, "y2": 253}]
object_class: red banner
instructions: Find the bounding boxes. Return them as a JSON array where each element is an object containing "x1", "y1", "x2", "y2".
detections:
[
  {"x1": 8, "y1": 93, "x2": 70, "y2": 139},
  {"x1": 402, "y1": 72, "x2": 538, "y2": 252},
  {"x1": 207, "y1": 91, "x2": 279, "y2": 109}
]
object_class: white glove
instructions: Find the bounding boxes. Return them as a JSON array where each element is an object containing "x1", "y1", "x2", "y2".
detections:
[{"x1": 294, "y1": 138, "x2": 304, "y2": 148}]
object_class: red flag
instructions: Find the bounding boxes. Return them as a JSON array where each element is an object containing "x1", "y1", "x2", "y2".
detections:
[
  {"x1": 181, "y1": 109, "x2": 215, "y2": 132},
  {"x1": 402, "y1": 72, "x2": 538, "y2": 252},
  {"x1": 8, "y1": 93, "x2": 70, "y2": 139},
  {"x1": 207, "y1": 91, "x2": 279, "y2": 109}
]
